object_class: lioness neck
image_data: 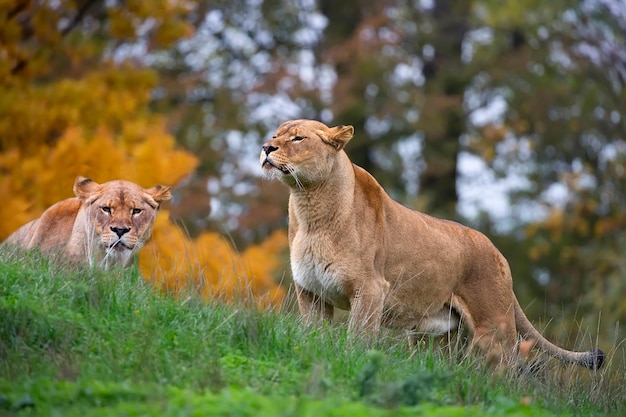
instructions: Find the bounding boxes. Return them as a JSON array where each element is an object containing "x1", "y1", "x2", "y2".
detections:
[{"x1": 289, "y1": 152, "x2": 355, "y2": 231}]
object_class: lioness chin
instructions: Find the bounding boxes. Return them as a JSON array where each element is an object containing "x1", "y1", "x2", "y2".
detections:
[
  {"x1": 260, "y1": 119, "x2": 604, "y2": 370},
  {"x1": 4, "y1": 176, "x2": 171, "y2": 269}
]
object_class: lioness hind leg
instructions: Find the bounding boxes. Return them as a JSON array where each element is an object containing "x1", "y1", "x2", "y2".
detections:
[
  {"x1": 451, "y1": 295, "x2": 517, "y2": 369},
  {"x1": 471, "y1": 324, "x2": 517, "y2": 369},
  {"x1": 295, "y1": 284, "x2": 334, "y2": 324}
]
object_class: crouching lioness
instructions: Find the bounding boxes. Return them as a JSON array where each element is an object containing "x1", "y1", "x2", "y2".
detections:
[
  {"x1": 4, "y1": 176, "x2": 171, "y2": 269},
  {"x1": 260, "y1": 119, "x2": 604, "y2": 369}
]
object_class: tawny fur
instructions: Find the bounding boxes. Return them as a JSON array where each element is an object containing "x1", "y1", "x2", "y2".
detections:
[
  {"x1": 4, "y1": 176, "x2": 171, "y2": 269},
  {"x1": 260, "y1": 119, "x2": 604, "y2": 370}
]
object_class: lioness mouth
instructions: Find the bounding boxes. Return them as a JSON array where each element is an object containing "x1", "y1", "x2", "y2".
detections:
[
  {"x1": 262, "y1": 158, "x2": 290, "y2": 174},
  {"x1": 108, "y1": 241, "x2": 131, "y2": 250}
]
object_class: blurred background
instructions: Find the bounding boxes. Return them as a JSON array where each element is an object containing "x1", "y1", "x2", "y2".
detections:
[{"x1": 1, "y1": 0, "x2": 624, "y2": 352}]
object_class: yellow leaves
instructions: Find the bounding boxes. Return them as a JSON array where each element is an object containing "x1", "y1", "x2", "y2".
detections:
[
  {"x1": 31, "y1": 4, "x2": 63, "y2": 46},
  {"x1": 241, "y1": 231, "x2": 289, "y2": 287},
  {"x1": 107, "y1": 0, "x2": 196, "y2": 46},
  {"x1": 130, "y1": 122, "x2": 199, "y2": 187},
  {"x1": 2, "y1": 125, "x2": 198, "y2": 216},
  {"x1": 0, "y1": 178, "x2": 32, "y2": 240},
  {"x1": 152, "y1": 19, "x2": 195, "y2": 46},
  {"x1": 1, "y1": 1, "x2": 66, "y2": 82},
  {"x1": 108, "y1": 9, "x2": 137, "y2": 40},
  {"x1": 140, "y1": 215, "x2": 288, "y2": 307},
  {"x1": 0, "y1": 67, "x2": 159, "y2": 154},
  {"x1": 0, "y1": 5, "x2": 25, "y2": 76}
]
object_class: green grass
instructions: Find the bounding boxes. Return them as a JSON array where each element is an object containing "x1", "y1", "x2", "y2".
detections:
[{"x1": 0, "y1": 250, "x2": 624, "y2": 416}]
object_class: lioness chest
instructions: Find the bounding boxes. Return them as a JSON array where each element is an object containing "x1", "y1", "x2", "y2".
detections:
[{"x1": 290, "y1": 231, "x2": 352, "y2": 311}]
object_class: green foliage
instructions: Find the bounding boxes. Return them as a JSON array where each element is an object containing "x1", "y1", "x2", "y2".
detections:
[
  {"x1": 357, "y1": 350, "x2": 452, "y2": 407},
  {"x1": 0, "y1": 383, "x2": 562, "y2": 417},
  {"x1": 1, "y1": 252, "x2": 624, "y2": 416}
]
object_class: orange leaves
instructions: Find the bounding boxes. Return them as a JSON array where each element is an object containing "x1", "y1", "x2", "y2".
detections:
[{"x1": 140, "y1": 215, "x2": 288, "y2": 307}]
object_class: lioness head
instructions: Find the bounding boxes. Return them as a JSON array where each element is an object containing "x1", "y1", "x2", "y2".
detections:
[
  {"x1": 73, "y1": 176, "x2": 172, "y2": 266},
  {"x1": 260, "y1": 119, "x2": 355, "y2": 188}
]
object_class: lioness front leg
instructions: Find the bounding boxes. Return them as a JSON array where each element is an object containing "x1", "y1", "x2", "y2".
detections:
[
  {"x1": 295, "y1": 284, "x2": 334, "y2": 325},
  {"x1": 348, "y1": 281, "x2": 387, "y2": 336}
]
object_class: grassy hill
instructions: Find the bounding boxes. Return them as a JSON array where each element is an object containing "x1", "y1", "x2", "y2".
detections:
[{"x1": 1, "y1": 251, "x2": 624, "y2": 416}]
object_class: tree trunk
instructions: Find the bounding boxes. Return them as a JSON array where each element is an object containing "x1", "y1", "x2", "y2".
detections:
[{"x1": 418, "y1": 0, "x2": 472, "y2": 218}]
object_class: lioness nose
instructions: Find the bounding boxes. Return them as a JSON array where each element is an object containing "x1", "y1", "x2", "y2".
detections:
[
  {"x1": 111, "y1": 226, "x2": 130, "y2": 237},
  {"x1": 262, "y1": 145, "x2": 278, "y2": 155}
]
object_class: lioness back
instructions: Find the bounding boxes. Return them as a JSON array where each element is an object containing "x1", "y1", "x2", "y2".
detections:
[
  {"x1": 3, "y1": 176, "x2": 171, "y2": 269},
  {"x1": 8, "y1": 198, "x2": 83, "y2": 251}
]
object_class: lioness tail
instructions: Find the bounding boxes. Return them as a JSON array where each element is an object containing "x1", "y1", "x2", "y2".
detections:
[{"x1": 514, "y1": 299, "x2": 604, "y2": 370}]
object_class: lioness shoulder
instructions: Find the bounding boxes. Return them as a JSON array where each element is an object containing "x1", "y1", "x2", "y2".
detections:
[
  {"x1": 260, "y1": 119, "x2": 604, "y2": 370},
  {"x1": 4, "y1": 176, "x2": 171, "y2": 269}
]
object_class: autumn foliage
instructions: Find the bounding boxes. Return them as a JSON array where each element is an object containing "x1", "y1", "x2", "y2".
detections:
[
  {"x1": 0, "y1": 0, "x2": 286, "y2": 305},
  {"x1": 140, "y1": 218, "x2": 287, "y2": 307}
]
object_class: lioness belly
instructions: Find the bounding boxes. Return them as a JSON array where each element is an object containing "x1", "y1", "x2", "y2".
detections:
[
  {"x1": 381, "y1": 299, "x2": 461, "y2": 334},
  {"x1": 291, "y1": 254, "x2": 351, "y2": 310},
  {"x1": 415, "y1": 307, "x2": 460, "y2": 335}
]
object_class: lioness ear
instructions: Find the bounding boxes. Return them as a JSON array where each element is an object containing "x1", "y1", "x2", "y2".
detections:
[
  {"x1": 326, "y1": 125, "x2": 354, "y2": 150},
  {"x1": 147, "y1": 185, "x2": 172, "y2": 204},
  {"x1": 73, "y1": 176, "x2": 101, "y2": 200}
]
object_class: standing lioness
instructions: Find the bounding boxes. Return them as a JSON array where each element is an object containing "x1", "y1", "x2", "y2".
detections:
[
  {"x1": 260, "y1": 119, "x2": 604, "y2": 369},
  {"x1": 4, "y1": 176, "x2": 171, "y2": 269}
]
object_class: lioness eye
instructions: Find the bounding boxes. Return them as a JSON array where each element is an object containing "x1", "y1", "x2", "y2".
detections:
[
  {"x1": 292, "y1": 136, "x2": 304, "y2": 142},
  {"x1": 101, "y1": 206, "x2": 111, "y2": 214},
  {"x1": 132, "y1": 208, "x2": 142, "y2": 215}
]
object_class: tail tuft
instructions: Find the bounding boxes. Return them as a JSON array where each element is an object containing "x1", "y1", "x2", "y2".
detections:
[{"x1": 582, "y1": 349, "x2": 605, "y2": 370}]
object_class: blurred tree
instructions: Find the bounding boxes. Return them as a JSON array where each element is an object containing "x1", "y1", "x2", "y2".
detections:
[
  {"x1": 417, "y1": 0, "x2": 473, "y2": 217},
  {"x1": 0, "y1": 0, "x2": 287, "y2": 306},
  {"x1": 466, "y1": 0, "x2": 626, "y2": 342}
]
